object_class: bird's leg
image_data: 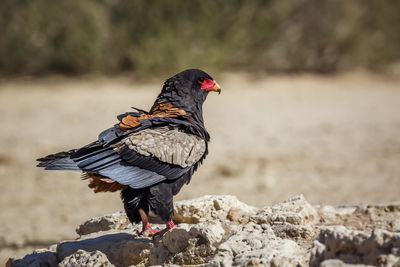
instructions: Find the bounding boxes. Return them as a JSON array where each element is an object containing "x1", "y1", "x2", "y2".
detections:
[
  {"x1": 137, "y1": 208, "x2": 159, "y2": 237},
  {"x1": 153, "y1": 219, "x2": 175, "y2": 239}
]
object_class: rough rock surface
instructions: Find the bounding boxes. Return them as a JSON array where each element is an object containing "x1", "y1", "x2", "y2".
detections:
[
  {"x1": 173, "y1": 195, "x2": 258, "y2": 224},
  {"x1": 59, "y1": 249, "x2": 115, "y2": 267},
  {"x1": 7, "y1": 195, "x2": 400, "y2": 267},
  {"x1": 76, "y1": 211, "x2": 130, "y2": 236}
]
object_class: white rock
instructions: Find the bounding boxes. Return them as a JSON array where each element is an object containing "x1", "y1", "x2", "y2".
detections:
[
  {"x1": 76, "y1": 211, "x2": 130, "y2": 236},
  {"x1": 58, "y1": 249, "x2": 114, "y2": 267},
  {"x1": 252, "y1": 194, "x2": 319, "y2": 225},
  {"x1": 174, "y1": 195, "x2": 258, "y2": 224},
  {"x1": 57, "y1": 231, "x2": 153, "y2": 266},
  {"x1": 189, "y1": 220, "x2": 226, "y2": 246},
  {"x1": 8, "y1": 195, "x2": 400, "y2": 267},
  {"x1": 319, "y1": 259, "x2": 373, "y2": 267},
  {"x1": 391, "y1": 216, "x2": 400, "y2": 232},
  {"x1": 208, "y1": 232, "x2": 307, "y2": 266},
  {"x1": 314, "y1": 226, "x2": 400, "y2": 266}
]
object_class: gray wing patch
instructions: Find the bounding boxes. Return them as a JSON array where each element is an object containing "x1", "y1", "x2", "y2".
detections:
[
  {"x1": 97, "y1": 163, "x2": 166, "y2": 189},
  {"x1": 112, "y1": 127, "x2": 206, "y2": 168}
]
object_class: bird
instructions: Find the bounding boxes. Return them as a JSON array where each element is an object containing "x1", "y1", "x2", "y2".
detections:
[{"x1": 37, "y1": 69, "x2": 221, "y2": 237}]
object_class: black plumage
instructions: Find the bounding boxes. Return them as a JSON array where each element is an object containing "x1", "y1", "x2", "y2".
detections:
[{"x1": 37, "y1": 69, "x2": 221, "y2": 237}]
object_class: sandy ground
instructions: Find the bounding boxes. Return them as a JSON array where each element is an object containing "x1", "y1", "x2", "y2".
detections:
[{"x1": 1, "y1": 72, "x2": 400, "y2": 263}]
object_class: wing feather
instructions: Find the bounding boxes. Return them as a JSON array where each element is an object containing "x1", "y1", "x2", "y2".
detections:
[
  {"x1": 38, "y1": 110, "x2": 209, "y2": 190},
  {"x1": 112, "y1": 126, "x2": 206, "y2": 168}
]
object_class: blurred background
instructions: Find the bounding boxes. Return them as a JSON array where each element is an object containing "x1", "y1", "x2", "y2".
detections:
[
  {"x1": 1, "y1": 0, "x2": 400, "y2": 263},
  {"x1": 1, "y1": 0, "x2": 400, "y2": 75}
]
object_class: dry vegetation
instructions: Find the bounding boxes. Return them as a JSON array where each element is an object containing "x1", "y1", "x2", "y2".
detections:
[{"x1": 1, "y1": 72, "x2": 400, "y2": 263}]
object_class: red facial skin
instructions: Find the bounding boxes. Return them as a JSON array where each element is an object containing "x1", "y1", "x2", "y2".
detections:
[{"x1": 200, "y1": 78, "x2": 221, "y2": 92}]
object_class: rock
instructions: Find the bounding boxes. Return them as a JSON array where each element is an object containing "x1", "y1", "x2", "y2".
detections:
[
  {"x1": 189, "y1": 220, "x2": 226, "y2": 246},
  {"x1": 208, "y1": 223, "x2": 307, "y2": 266},
  {"x1": 250, "y1": 195, "x2": 319, "y2": 242},
  {"x1": 390, "y1": 217, "x2": 400, "y2": 232},
  {"x1": 149, "y1": 223, "x2": 219, "y2": 266},
  {"x1": 57, "y1": 231, "x2": 154, "y2": 266},
  {"x1": 227, "y1": 208, "x2": 252, "y2": 224},
  {"x1": 7, "y1": 195, "x2": 400, "y2": 267},
  {"x1": 76, "y1": 211, "x2": 130, "y2": 236},
  {"x1": 162, "y1": 227, "x2": 191, "y2": 254},
  {"x1": 319, "y1": 259, "x2": 373, "y2": 267},
  {"x1": 311, "y1": 226, "x2": 400, "y2": 266},
  {"x1": 58, "y1": 249, "x2": 114, "y2": 267},
  {"x1": 6, "y1": 250, "x2": 57, "y2": 267},
  {"x1": 173, "y1": 195, "x2": 258, "y2": 224},
  {"x1": 251, "y1": 194, "x2": 319, "y2": 225}
]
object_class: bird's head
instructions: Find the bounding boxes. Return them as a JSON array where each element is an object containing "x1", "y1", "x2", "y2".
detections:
[
  {"x1": 151, "y1": 69, "x2": 220, "y2": 127},
  {"x1": 155, "y1": 69, "x2": 221, "y2": 111},
  {"x1": 177, "y1": 68, "x2": 221, "y2": 95}
]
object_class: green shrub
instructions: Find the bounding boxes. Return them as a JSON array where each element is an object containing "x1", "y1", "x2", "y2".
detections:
[
  {"x1": 0, "y1": 0, "x2": 108, "y2": 74},
  {"x1": 0, "y1": 0, "x2": 399, "y2": 75}
]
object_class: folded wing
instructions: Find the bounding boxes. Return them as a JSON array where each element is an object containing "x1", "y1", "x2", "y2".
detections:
[
  {"x1": 112, "y1": 126, "x2": 206, "y2": 168},
  {"x1": 71, "y1": 126, "x2": 206, "y2": 189}
]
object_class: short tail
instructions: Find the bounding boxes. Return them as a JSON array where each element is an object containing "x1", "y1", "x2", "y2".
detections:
[{"x1": 37, "y1": 150, "x2": 81, "y2": 171}]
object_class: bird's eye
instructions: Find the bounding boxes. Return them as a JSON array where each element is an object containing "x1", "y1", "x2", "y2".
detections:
[{"x1": 197, "y1": 77, "x2": 205, "y2": 84}]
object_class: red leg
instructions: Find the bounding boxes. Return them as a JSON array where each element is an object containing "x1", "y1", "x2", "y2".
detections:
[
  {"x1": 153, "y1": 219, "x2": 175, "y2": 239},
  {"x1": 137, "y1": 209, "x2": 159, "y2": 237}
]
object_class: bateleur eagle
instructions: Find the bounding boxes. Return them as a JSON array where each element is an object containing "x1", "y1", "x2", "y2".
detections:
[{"x1": 37, "y1": 69, "x2": 221, "y2": 237}]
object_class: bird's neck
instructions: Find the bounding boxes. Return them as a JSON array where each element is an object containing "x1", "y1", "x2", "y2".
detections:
[{"x1": 150, "y1": 98, "x2": 209, "y2": 140}]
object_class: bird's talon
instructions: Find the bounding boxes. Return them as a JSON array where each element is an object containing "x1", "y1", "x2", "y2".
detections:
[{"x1": 137, "y1": 227, "x2": 160, "y2": 237}]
